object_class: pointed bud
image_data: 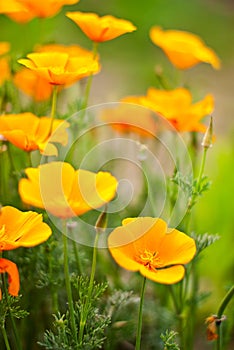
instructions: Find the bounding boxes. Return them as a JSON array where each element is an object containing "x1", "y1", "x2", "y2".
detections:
[
  {"x1": 201, "y1": 116, "x2": 213, "y2": 149},
  {"x1": 95, "y1": 209, "x2": 108, "y2": 234}
]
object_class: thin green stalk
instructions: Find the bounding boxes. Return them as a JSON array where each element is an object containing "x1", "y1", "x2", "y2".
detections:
[
  {"x1": 1, "y1": 325, "x2": 11, "y2": 350},
  {"x1": 216, "y1": 285, "x2": 234, "y2": 350},
  {"x1": 79, "y1": 231, "x2": 99, "y2": 343},
  {"x1": 72, "y1": 240, "x2": 82, "y2": 276},
  {"x1": 135, "y1": 276, "x2": 146, "y2": 350},
  {"x1": 2, "y1": 275, "x2": 23, "y2": 350},
  {"x1": 62, "y1": 220, "x2": 78, "y2": 347},
  {"x1": 49, "y1": 85, "x2": 58, "y2": 135},
  {"x1": 81, "y1": 42, "x2": 99, "y2": 111},
  {"x1": 88, "y1": 231, "x2": 99, "y2": 298}
]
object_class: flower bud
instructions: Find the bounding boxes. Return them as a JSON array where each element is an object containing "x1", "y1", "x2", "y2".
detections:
[{"x1": 201, "y1": 116, "x2": 213, "y2": 149}]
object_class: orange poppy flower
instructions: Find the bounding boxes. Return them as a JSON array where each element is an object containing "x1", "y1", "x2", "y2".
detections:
[
  {"x1": 0, "y1": 112, "x2": 70, "y2": 155},
  {"x1": 19, "y1": 161, "x2": 118, "y2": 218},
  {"x1": 0, "y1": 42, "x2": 11, "y2": 56},
  {"x1": 7, "y1": 0, "x2": 79, "y2": 19},
  {"x1": 13, "y1": 68, "x2": 53, "y2": 101},
  {"x1": 66, "y1": 12, "x2": 137, "y2": 42},
  {"x1": 0, "y1": 206, "x2": 52, "y2": 251},
  {"x1": 101, "y1": 103, "x2": 157, "y2": 137},
  {"x1": 150, "y1": 26, "x2": 221, "y2": 70},
  {"x1": 131, "y1": 87, "x2": 214, "y2": 132},
  {"x1": 0, "y1": 258, "x2": 20, "y2": 299},
  {"x1": 108, "y1": 217, "x2": 196, "y2": 284},
  {"x1": 18, "y1": 52, "x2": 100, "y2": 86}
]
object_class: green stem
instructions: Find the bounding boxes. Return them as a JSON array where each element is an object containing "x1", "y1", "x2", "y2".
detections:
[
  {"x1": 49, "y1": 85, "x2": 58, "y2": 135},
  {"x1": 81, "y1": 42, "x2": 99, "y2": 111},
  {"x1": 216, "y1": 285, "x2": 234, "y2": 350},
  {"x1": 135, "y1": 276, "x2": 146, "y2": 350},
  {"x1": 1, "y1": 325, "x2": 11, "y2": 350},
  {"x1": 88, "y1": 231, "x2": 99, "y2": 298},
  {"x1": 62, "y1": 220, "x2": 78, "y2": 347},
  {"x1": 1, "y1": 275, "x2": 22, "y2": 350},
  {"x1": 79, "y1": 231, "x2": 99, "y2": 343},
  {"x1": 196, "y1": 147, "x2": 208, "y2": 192},
  {"x1": 217, "y1": 285, "x2": 234, "y2": 318}
]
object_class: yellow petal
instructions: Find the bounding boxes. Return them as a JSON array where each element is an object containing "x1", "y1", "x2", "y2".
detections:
[{"x1": 0, "y1": 258, "x2": 20, "y2": 297}]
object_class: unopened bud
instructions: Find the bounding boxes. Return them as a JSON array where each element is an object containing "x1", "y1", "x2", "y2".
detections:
[
  {"x1": 201, "y1": 117, "x2": 213, "y2": 149},
  {"x1": 95, "y1": 209, "x2": 108, "y2": 233}
]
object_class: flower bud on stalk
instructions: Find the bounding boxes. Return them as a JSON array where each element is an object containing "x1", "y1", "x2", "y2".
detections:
[{"x1": 201, "y1": 116, "x2": 213, "y2": 149}]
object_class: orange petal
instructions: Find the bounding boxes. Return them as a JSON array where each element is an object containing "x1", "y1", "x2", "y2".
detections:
[
  {"x1": 0, "y1": 258, "x2": 20, "y2": 297},
  {"x1": 140, "y1": 264, "x2": 185, "y2": 284},
  {"x1": 0, "y1": 206, "x2": 52, "y2": 249},
  {"x1": 159, "y1": 228, "x2": 196, "y2": 265}
]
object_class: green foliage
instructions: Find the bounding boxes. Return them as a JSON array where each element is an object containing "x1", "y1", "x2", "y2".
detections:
[
  {"x1": 38, "y1": 276, "x2": 110, "y2": 350},
  {"x1": 0, "y1": 294, "x2": 29, "y2": 327},
  {"x1": 192, "y1": 232, "x2": 220, "y2": 255},
  {"x1": 160, "y1": 330, "x2": 180, "y2": 350}
]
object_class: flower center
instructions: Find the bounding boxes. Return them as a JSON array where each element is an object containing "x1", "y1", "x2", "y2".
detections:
[{"x1": 137, "y1": 249, "x2": 163, "y2": 270}]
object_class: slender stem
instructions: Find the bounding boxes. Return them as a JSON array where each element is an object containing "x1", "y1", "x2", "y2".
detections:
[
  {"x1": 196, "y1": 148, "x2": 208, "y2": 192},
  {"x1": 217, "y1": 285, "x2": 234, "y2": 318},
  {"x1": 1, "y1": 326, "x2": 11, "y2": 350},
  {"x1": 79, "y1": 231, "x2": 99, "y2": 343},
  {"x1": 81, "y1": 42, "x2": 99, "y2": 110},
  {"x1": 72, "y1": 240, "x2": 82, "y2": 276},
  {"x1": 62, "y1": 220, "x2": 78, "y2": 346},
  {"x1": 49, "y1": 85, "x2": 58, "y2": 135},
  {"x1": 135, "y1": 276, "x2": 146, "y2": 350},
  {"x1": 215, "y1": 285, "x2": 234, "y2": 350},
  {"x1": 88, "y1": 231, "x2": 99, "y2": 298},
  {"x1": 1, "y1": 275, "x2": 23, "y2": 350}
]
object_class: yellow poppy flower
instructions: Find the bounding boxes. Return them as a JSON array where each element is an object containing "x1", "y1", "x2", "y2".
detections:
[
  {"x1": 0, "y1": 112, "x2": 70, "y2": 155},
  {"x1": 101, "y1": 103, "x2": 157, "y2": 137},
  {"x1": 0, "y1": 258, "x2": 20, "y2": 298},
  {"x1": 13, "y1": 68, "x2": 53, "y2": 101},
  {"x1": 108, "y1": 217, "x2": 196, "y2": 284},
  {"x1": 150, "y1": 26, "x2": 221, "y2": 70},
  {"x1": 37, "y1": 43, "x2": 95, "y2": 59},
  {"x1": 66, "y1": 12, "x2": 137, "y2": 42},
  {"x1": 0, "y1": 0, "x2": 27, "y2": 14},
  {"x1": 19, "y1": 162, "x2": 118, "y2": 218},
  {"x1": 18, "y1": 52, "x2": 100, "y2": 86},
  {"x1": 127, "y1": 87, "x2": 214, "y2": 132},
  {"x1": 0, "y1": 206, "x2": 52, "y2": 251}
]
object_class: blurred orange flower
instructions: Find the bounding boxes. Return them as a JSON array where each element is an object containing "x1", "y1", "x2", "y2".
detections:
[
  {"x1": 127, "y1": 87, "x2": 214, "y2": 132},
  {"x1": 66, "y1": 12, "x2": 137, "y2": 42},
  {"x1": 101, "y1": 103, "x2": 157, "y2": 137},
  {"x1": 150, "y1": 26, "x2": 221, "y2": 70},
  {"x1": 19, "y1": 162, "x2": 118, "y2": 218},
  {"x1": 0, "y1": 0, "x2": 27, "y2": 14},
  {"x1": 0, "y1": 42, "x2": 11, "y2": 56},
  {"x1": 0, "y1": 112, "x2": 70, "y2": 155},
  {"x1": 18, "y1": 52, "x2": 100, "y2": 85},
  {"x1": 0, "y1": 206, "x2": 52, "y2": 250},
  {"x1": 13, "y1": 68, "x2": 53, "y2": 101},
  {"x1": 37, "y1": 43, "x2": 95, "y2": 59},
  {"x1": 4, "y1": 0, "x2": 79, "y2": 22},
  {"x1": 0, "y1": 258, "x2": 20, "y2": 298},
  {"x1": 108, "y1": 217, "x2": 196, "y2": 284}
]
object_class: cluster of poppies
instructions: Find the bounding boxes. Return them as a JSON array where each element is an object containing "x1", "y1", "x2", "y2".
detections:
[{"x1": 0, "y1": 0, "x2": 220, "y2": 306}]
